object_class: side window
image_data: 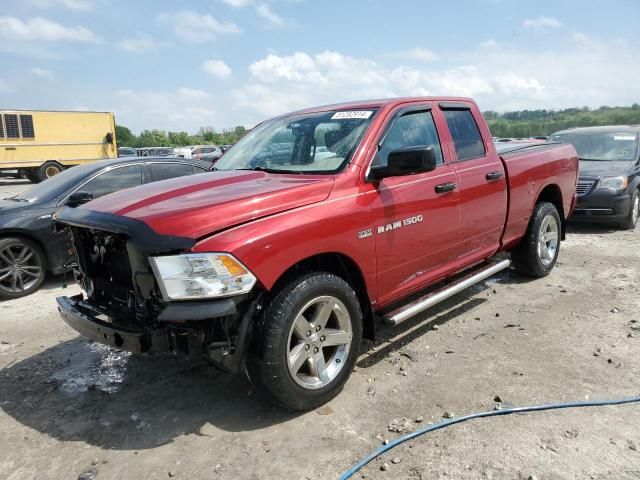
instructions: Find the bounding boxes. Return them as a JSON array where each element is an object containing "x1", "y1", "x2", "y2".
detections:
[
  {"x1": 150, "y1": 163, "x2": 194, "y2": 182},
  {"x1": 443, "y1": 109, "x2": 486, "y2": 161},
  {"x1": 376, "y1": 110, "x2": 444, "y2": 167},
  {"x1": 82, "y1": 165, "x2": 143, "y2": 199},
  {"x1": 4, "y1": 114, "x2": 19, "y2": 139},
  {"x1": 20, "y1": 115, "x2": 35, "y2": 138}
]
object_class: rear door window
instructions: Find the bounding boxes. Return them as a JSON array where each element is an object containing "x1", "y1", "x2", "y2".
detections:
[
  {"x1": 443, "y1": 109, "x2": 486, "y2": 161},
  {"x1": 82, "y1": 165, "x2": 144, "y2": 198},
  {"x1": 149, "y1": 163, "x2": 195, "y2": 181}
]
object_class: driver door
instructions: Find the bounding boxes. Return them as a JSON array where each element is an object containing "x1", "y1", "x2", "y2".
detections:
[{"x1": 362, "y1": 105, "x2": 461, "y2": 307}]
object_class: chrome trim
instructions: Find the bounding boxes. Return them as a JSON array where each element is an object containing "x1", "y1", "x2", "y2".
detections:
[
  {"x1": 383, "y1": 259, "x2": 511, "y2": 326},
  {"x1": 576, "y1": 180, "x2": 595, "y2": 196}
]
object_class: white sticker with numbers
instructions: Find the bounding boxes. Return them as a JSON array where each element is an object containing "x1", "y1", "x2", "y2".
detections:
[{"x1": 331, "y1": 111, "x2": 373, "y2": 120}]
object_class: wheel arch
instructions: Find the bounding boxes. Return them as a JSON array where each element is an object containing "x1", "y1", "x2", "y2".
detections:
[
  {"x1": 535, "y1": 183, "x2": 565, "y2": 240},
  {"x1": 269, "y1": 252, "x2": 375, "y2": 340}
]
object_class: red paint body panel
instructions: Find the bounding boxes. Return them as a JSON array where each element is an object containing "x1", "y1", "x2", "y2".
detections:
[
  {"x1": 79, "y1": 97, "x2": 579, "y2": 310},
  {"x1": 83, "y1": 170, "x2": 335, "y2": 239}
]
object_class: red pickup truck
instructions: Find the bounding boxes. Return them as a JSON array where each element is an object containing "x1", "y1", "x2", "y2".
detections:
[{"x1": 54, "y1": 97, "x2": 578, "y2": 410}]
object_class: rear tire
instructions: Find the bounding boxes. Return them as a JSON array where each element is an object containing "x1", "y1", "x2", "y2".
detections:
[
  {"x1": 37, "y1": 161, "x2": 64, "y2": 183},
  {"x1": 0, "y1": 237, "x2": 47, "y2": 300},
  {"x1": 252, "y1": 272, "x2": 362, "y2": 411},
  {"x1": 511, "y1": 202, "x2": 561, "y2": 278},
  {"x1": 620, "y1": 189, "x2": 639, "y2": 230}
]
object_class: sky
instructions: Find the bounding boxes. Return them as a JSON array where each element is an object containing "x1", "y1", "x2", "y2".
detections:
[{"x1": 1, "y1": 0, "x2": 639, "y2": 133}]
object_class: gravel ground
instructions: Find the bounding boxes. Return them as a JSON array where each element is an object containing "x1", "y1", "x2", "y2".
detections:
[{"x1": 1, "y1": 177, "x2": 639, "y2": 480}]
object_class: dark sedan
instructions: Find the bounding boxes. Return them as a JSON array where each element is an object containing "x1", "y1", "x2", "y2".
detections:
[
  {"x1": 0, "y1": 157, "x2": 211, "y2": 299},
  {"x1": 550, "y1": 126, "x2": 640, "y2": 229}
]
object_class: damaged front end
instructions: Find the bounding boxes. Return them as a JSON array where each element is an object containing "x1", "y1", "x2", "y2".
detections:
[{"x1": 53, "y1": 207, "x2": 262, "y2": 373}]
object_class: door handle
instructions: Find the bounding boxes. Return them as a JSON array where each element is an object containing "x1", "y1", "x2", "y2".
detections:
[
  {"x1": 486, "y1": 171, "x2": 504, "y2": 181},
  {"x1": 435, "y1": 182, "x2": 457, "y2": 194}
]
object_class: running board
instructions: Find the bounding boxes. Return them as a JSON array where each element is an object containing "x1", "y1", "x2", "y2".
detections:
[{"x1": 383, "y1": 259, "x2": 511, "y2": 326}]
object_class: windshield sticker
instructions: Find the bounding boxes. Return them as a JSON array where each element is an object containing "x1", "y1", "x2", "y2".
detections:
[
  {"x1": 613, "y1": 135, "x2": 636, "y2": 141},
  {"x1": 331, "y1": 111, "x2": 373, "y2": 120}
]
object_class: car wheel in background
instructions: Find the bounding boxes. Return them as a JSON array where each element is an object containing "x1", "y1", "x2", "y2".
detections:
[
  {"x1": 252, "y1": 272, "x2": 362, "y2": 411},
  {"x1": 0, "y1": 237, "x2": 47, "y2": 300},
  {"x1": 620, "y1": 190, "x2": 639, "y2": 230},
  {"x1": 37, "y1": 161, "x2": 64, "y2": 183},
  {"x1": 511, "y1": 201, "x2": 562, "y2": 278}
]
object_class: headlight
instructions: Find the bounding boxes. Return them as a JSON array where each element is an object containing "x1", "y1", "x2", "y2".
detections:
[
  {"x1": 597, "y1": 176, "x2": 628, "y2": 190},
  {"x1": 150, "y1": 253, "x2": 256, "y2": 300}
]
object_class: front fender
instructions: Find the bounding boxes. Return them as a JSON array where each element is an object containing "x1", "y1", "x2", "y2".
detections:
[{"x1": 192, "y1": 193, "x2": 378, "y2": 301}]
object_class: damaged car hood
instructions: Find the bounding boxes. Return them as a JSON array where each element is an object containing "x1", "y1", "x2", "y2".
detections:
[{"x1": 79, "y1": 170, "x2": 335, "y2": 239}]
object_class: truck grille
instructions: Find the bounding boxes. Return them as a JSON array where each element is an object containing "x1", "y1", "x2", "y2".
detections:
[{"x1": 576, "y1": 181, "x2": 595, "y2": 196}]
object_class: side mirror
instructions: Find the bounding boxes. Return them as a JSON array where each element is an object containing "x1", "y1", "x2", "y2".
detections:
[
  {"x1": 368, "y1": 145, "x2": 437, "y2": 181},
  {"x1": 67, "y1": 191, "x2": 93, "y2": 207}
]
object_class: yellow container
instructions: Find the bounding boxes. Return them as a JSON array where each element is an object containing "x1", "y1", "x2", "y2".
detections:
[{"x1": 0, "y1": 110, "x2": 117, "y2": 182}]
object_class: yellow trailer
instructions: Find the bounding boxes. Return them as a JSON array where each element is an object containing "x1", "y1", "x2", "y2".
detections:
[{"x1": 0, "y1": 110, "x2": 117, "y2": 183}]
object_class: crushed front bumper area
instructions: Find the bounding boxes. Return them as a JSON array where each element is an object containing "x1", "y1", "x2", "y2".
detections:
[
  {"x1": 57, "y1": 294, "x2": 169, "y2": 354},
  {"x1": 57, "y1": 293, "x2": 257, "y2": 373}
]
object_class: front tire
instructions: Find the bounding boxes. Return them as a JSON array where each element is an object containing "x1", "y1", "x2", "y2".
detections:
[
  {"x1": 0, "y1": 237, "x2": 47, "y2": 300},
  {"x1": 511, "y1": 202, "x2": 561, "y2": 278},
  {"x1": 254, "y1": 272, "x2": 362, "y2": 411},
  {"x1": 620, "y1": 189, "x2": 639, "y2": 230}
]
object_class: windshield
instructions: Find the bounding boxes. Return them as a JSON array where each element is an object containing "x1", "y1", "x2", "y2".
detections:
[
  {"x1": 215, "y1": 109, "x2": 377, "y2": 173},
  {"x1": 11, "y1": 163, "x2": 100, "y2": 202},
  {"x1": 550, "y1": 131, "x2": 639, "y2": 161}
]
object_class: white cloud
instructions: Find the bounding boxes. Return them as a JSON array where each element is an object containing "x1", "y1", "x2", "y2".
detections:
[
  {"x1": 220, "y1": 0, "x2": 253, "y2": 6},
  {"x1": 114, "y1": 88, "x2": 220, "y2": 132},
  {"x1": 256, "y1": 4, "x2": 285, "y2": 27},
  {"x1": 479, "y1": 39, "x2": 499, "y2": 49},
  {"x1": 523, "y1": 16, "x2": 563, "y2": 29},
  {"x1": 202, "y1": 59, "x2": 232, "y2": 79},
  {"x1": 394, "y1": 47, "x2": 438, "y2": 62},
  {"x1": 158, "y1": 11, "x2": 241, "y2": 43},
  {"x1": 0, "y1": 16, "x2": 99, "y2": 43},
  {"x1": 30, "y1": 67, "x2": 54, "y2": 79},
  {"x1": 232, "y1": 41, "x2": 640, "y2": 122},
  {"x1": 116, "y1": 34, "x2": 158, "y2": 53},
  {"x1": 177, "y1": 87, "x2": 211, "y2": 100},
  {"x1": 30, "y1": 0, "x2": 92, "y2": 11}
]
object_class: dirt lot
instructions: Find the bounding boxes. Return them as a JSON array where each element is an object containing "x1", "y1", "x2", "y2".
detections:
[{"x1": 1, "y1": 177, "x2": 639, "y2": 480}]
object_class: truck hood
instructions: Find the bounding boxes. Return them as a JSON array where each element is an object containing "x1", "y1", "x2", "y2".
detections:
[
  {"x1": 81, "y1": 170, "x2": 334, "y2": 239},
  {"x1": 579, "y1": 160, "x2": 634, "y2": 178}
]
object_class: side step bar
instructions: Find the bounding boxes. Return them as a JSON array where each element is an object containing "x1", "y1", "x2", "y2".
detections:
[{"x1": 383, "y1": 259, "x2": 511, "y2": 326}]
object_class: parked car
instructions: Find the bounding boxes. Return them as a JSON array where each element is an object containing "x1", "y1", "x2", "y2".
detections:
[
  {"x1": 550, "y1": 126, "x2": 639, "y2": 229},
  {"x1": 139, "y1": 147, "x2": 174, "y2": 157},
  {"x1": 192, "y1": 145, "x2": 224, "y2": 162},
  {"x1": 0, "y1": 157, "x2": 210, "y2": 299},
  {"x1": 54, "y1": 96, "x2": 578, "y2": 410},
  {"x1": 173, "y1": 146, "x2": 194, "y2": 158},
  {"x1": 118, "y1": 147, "x2": 138, "y2": 157}
]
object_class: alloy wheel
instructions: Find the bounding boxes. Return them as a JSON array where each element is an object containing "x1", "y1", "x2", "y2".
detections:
[
  {"x1": 537, "y1": 214, "x2": 559, "y2": 266},
  {"x1": 0, "y1": 242, "x2": 44, "y2": 294},
  {"x1": 286, "y1": 295, "x2": 353, "y2": 390}
]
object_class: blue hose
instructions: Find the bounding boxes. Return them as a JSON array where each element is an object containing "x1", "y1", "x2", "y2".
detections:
[{"x1": 338, "y1": 395, "x2": 640, "y2": 480}]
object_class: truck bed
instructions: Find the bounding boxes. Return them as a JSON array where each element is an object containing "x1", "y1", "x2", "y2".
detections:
[{"x1": 500, "y1": 142, "x2": 578, "y2": 249}]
